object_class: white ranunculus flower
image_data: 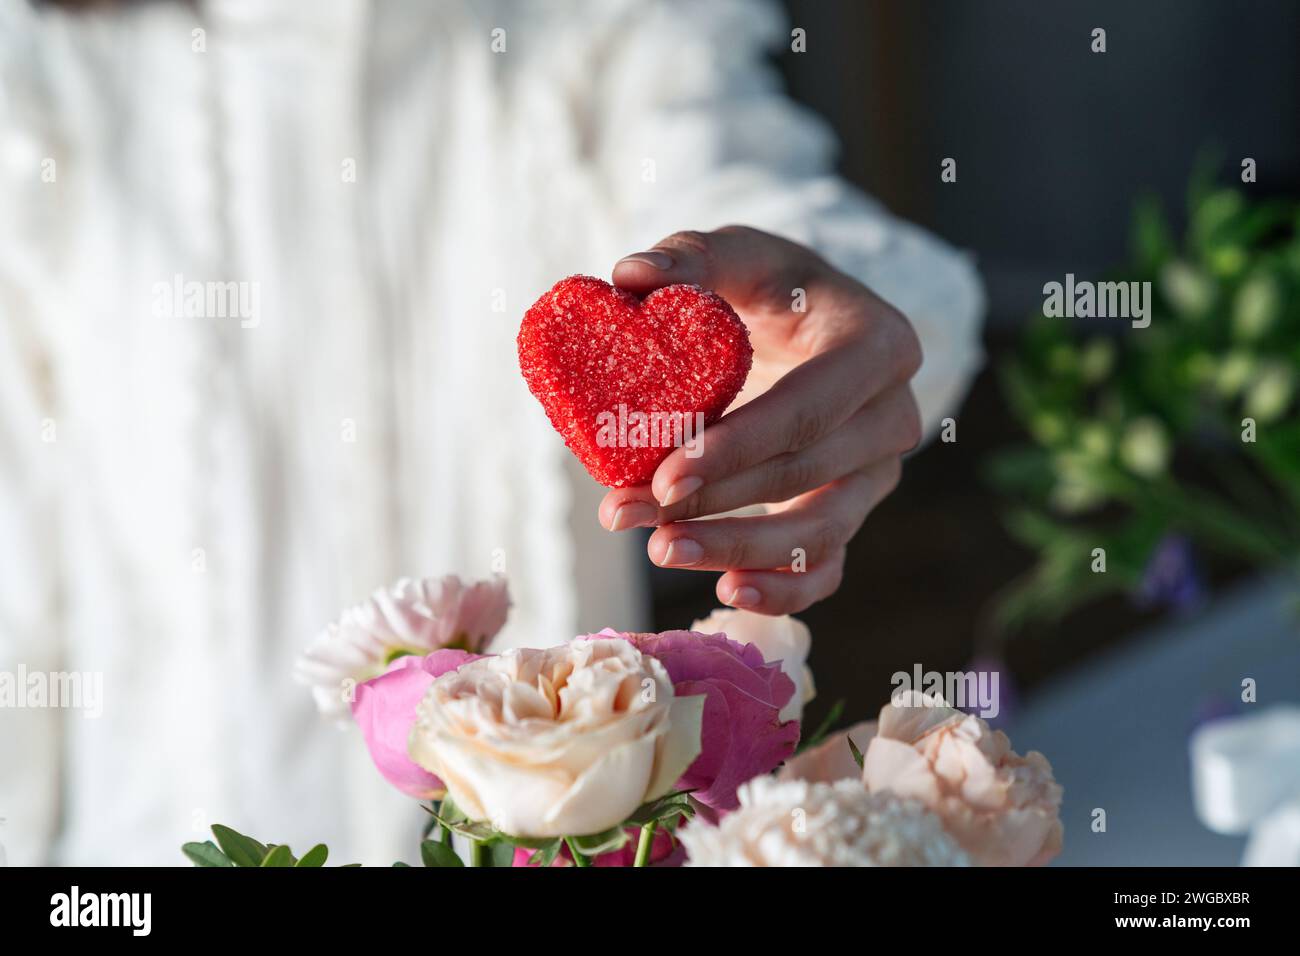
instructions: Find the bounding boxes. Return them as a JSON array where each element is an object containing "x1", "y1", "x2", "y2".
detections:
[
  {"x1": 409, "y1": 638, "x2": 704, "y2": 838},
  {"x1": 693, "y1": 609, "x2": 815, "y2": 722},
  {"x1": 294, "y1": 574, "x2": 510, "y2": 719},
  {"x1": 678, "y1": 776, "x2": 970, "y2": 867}
]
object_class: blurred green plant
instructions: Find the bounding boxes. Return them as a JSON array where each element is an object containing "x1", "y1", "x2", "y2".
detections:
[{"x1": 988, "y1": 162, "x2": 1300, "y2": 634}]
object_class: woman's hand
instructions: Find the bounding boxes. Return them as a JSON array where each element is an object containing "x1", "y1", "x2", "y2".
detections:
[{"x1": 598, "y1": 226, "x2": 924, "y2": 615}]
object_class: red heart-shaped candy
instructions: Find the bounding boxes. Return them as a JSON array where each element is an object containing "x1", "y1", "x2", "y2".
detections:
[{"x1": 518, "y1": 275, "x2": 752, "y2": 487}]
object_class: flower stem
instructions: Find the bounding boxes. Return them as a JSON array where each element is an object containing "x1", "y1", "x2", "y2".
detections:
[
  {"x1": 565, "y1": 837, "x2": 591, "y2": 867},
  {"x1": 633, "y1": 821, "x2": 657, "y2": 867},
  {"x1": 469, "y1": 840, "x2": 488, "y2": 867}
]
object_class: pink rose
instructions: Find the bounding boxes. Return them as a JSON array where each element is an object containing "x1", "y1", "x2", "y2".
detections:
[
  {"x1": 351, "y1": 649, "x2": 481, "y2": 799},
  {"x1": 605, "y1": 628, "x2": 799, "y2": 812},
  {"x1": 692, "y1": 609, "x2": 816, "y2": 722},
  {"x1": 863, "y1": 691, "x2": 1063, "y2": 866}
]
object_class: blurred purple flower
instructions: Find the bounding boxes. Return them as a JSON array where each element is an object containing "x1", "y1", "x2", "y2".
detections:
[
  {"x1": 1135, "y1": 533, "x2": 1205, "y2": 613},
  {"x1": 961, "y1": 657, "x2": 1018, "y2": 730}
]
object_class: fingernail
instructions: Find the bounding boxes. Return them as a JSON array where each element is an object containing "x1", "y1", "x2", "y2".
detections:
[
  {"x1": 618, "y1": 250, "x2": 674, "y2": 270},
  {"x1": 610, "y1": 502, "x2": 658, "y2": 532},
  {"x1": 659, "y1": 475, "x2": 703, "y2": 507},
  {"x1": 659, "y1": 538, "x2": 704, "y2": 568},
  {"x1": 726, "y1": 586, "x2": 762, "y2": 608}
]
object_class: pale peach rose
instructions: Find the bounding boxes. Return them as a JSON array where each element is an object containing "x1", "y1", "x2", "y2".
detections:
[
  {"x1": 862, "y1": 690, "x2": 1063, "y2": 866},
  {"x1": 409, "y1": 638, "x2": 704, "y2": 838},
  {"x1": 692, "y1": 609, "x2": 815, "y2": 722},
  {"x1": 678, "y1": 776, "x2": 969, "y2": 867},
  {"x1": 779, "y1": 720, "x2": 877, "y2": 784}
]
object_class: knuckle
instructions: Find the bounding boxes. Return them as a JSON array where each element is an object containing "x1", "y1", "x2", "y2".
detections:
[
  {"x1": 767, "y1": 452, "x2": 820, "y2": 501},
  {"x1": 786, "y1": 405, "x2": 830, "y2": 453},
  {"x1": 822, "y1": 552, "x2": 847, "y2": 595},
  {"x1": 662, "y1": 230, "x2": 714, "y2": 262},
  {"x1": 782, "y1": 574, "x2": 824, "y2": 614},
  {"x1": 671, "y1": 491, "x2": 710, "y2": 522},
  {"x1": 723, "y1": 436, "x2": 752, "y2": 476},
  {"x1": 714, "y1": 223, "x2": 758, "y2": 241},
  {"x1": 711, "y1": 422, "x2": 757, "y2": 477},
  {"x1": 717, "y1": 225, "x2": 822, "y2": 301},
  {"x1": 893, "y1": 316, "x2": 924, "y2": 380},
  {"x1": 717, "y1": 532, "x2": 751, "y2": 570},
  {"x1": 897, "y1": 394, "x2": 924, "y2": 452},
  {"x1": 752, "y1": 267, "x2": 801, "y2": 309},
  {"x1": 810, "y1": 517, "x2": 846, "y2": 560},
  {"x1": 879, "y1": 458, "x2": 903, "y2": 497}
]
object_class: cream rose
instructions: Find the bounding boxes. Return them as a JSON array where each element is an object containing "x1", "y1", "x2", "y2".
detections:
[
  {"x1": 409, "y1": 637, "x2": 704, "y2": 838},
  {"x1": 862, "y1": 690, "x2": 1064, "y2": 866},
  {"x1": 692, "y1": 609, "x2": 815, "y2": 722},
  {"x1": 678, "y1": 776, "x2": 969, "y2": 867}
]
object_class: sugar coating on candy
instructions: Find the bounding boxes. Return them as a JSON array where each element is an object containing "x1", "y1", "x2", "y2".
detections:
[{"x1": 518, "y1": 275, "x2": 753, "y2": 487}]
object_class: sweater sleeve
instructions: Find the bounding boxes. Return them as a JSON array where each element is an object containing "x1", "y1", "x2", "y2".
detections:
[{"x1": 0, "y1": 0, "x2": 67, "y2": 866}]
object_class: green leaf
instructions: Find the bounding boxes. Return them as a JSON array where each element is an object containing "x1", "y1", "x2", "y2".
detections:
[
  {"x1": 795, "y1": 698, "x2": 845, "y2": 754},
  {"x1": 625, "y1": 790, "x2": 695, "y2": 827},
  {"x1": 1185, "y1": 148, "x2": 1225, "y2": 221},
  {"x1": 569, "y1": 826, "x2": 630, "y2": 857},
  {"x1": 420, "y1": 840, "x2": 465, "y2": 868},
  {"x1": 438, "y1": 795, "x2": 467, "y2": 825},
  {"x1": 847, "y1": 736, "x2": 865, "y2": 770},
  {"x1": 211, "y1": 824, "x2": 269, "y2": 867},
  {"x1": 420, "y1": 810, "x2": 440, "y2": 840},
  {"x1": 295, "y1": 844, "x2": 329, "y2": 867},
  {"x1": 392, "y1": 861, "x2": 411, "y2": 867},
  {"x1": 503, "y1": 834, "x2": 562, "y2": 850},
  {"x1": 432, "y1": 813, "x2": 497, "y2": 843},
  {"x1": 524, "y1": 839, "x2": 564, "y2": 867},
  {"x1": 182, "y1": 840, "x2": 233, "y2": 868},
  {"x1": 260, "y1": 844, "x2": 295, "y2": 867},
  {"x1": 488, "y1": 842, "x2": 517, "y2": 867},
  {"x1": 1131, "y1": 194, "x2": 1174, "y2": 273}
]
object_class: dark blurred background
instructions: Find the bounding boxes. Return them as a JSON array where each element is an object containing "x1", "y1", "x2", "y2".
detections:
[{"x1": 650, "y1": 0, "x2": 1300, "y2": 730}]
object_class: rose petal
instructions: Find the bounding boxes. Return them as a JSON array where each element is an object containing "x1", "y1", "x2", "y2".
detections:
[{"x1": 646, "y1": 693, "x2": 706, "y2": 799}]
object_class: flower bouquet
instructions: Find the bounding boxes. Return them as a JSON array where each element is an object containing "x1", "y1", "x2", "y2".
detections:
[{"x1": 183, "y1": 574, "x2": 1063, "y2": 868}]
